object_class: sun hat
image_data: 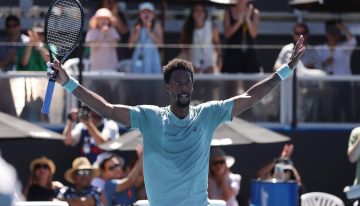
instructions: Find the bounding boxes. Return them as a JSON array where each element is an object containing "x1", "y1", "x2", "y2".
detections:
[
  {"x1": 139, "y1": 2, "x2": 155, "y2": 12},
  {"x1": 210, "y1": 147, "x2": 235, "y2": 168},
  {"x1": 64, "y1": 157, "x2": 99, "y2": 184},
  {"x1": 94, "y1": 8, "x2": 113, "y2": 18},
  {"x1": 30, "y1": 156, "x2": 56, "y2": 174}
]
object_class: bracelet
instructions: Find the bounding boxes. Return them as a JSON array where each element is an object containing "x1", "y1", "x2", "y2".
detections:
[
  {"x1": 63, "y1": 77, "x2": 79, "y2": 93},
  {"x1": 276, "y1": 64, "x2": 293, "y2": 80}
]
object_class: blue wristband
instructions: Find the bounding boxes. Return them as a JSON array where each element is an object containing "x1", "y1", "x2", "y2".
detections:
[
  {"x1": 63, "y1": 77, "x2": 79, "y2": 93},
  {"x1": 276, "y1": 64, "x2": 293, "y2": 80}
]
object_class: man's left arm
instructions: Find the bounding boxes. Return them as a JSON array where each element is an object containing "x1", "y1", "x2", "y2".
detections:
[{"x1": 230, "y1": 36, "x2": 305, "y2": 117}]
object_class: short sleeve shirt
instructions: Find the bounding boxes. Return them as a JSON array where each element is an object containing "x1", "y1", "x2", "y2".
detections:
[
  {"x1": 129, "y1": 100, "x2": 234, "y2": 206},
  {"x1": 348, "y1": 127, "x2": 360, "y2": 185}
]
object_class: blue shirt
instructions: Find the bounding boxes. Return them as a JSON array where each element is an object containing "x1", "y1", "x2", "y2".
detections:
[
  {"x1": 104, "y1": 179, "x2": 136, "y2": 206},
  {"x1": 130, "y1": 100, "x2": 233, "y2": 206}
]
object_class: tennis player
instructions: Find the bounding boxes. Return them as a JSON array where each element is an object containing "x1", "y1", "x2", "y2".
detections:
[{"x1": 49, "y1": 36, "x2": 305, "y2": 206}]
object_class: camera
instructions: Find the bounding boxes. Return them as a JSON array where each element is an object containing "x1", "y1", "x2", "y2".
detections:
[{"x1": 78, "y1": 106, "x2": 90, "y2": 120}]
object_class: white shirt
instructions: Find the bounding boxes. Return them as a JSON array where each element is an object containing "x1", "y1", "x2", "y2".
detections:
[{"x1": 315, "y1": 37, "x2": 357, "y2": 75}]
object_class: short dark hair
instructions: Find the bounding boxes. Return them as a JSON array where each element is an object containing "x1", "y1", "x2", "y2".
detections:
[
  {"x1": 5, "y1": 15, "x2": 20, "y2": 27},
  {"x1": 293, "y1": 22, "x2": 309, "y2": 35},
  {"x1": 163, "y1": 58, "x2": 194, "y2": 84}
]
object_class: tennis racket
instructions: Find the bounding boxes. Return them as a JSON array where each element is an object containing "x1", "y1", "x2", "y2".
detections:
[{"x1": 41, "y1": 0, "x2": 84, "y2": 114}]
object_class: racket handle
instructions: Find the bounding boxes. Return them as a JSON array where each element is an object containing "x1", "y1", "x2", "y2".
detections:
[{"x1": 41, "y1": 79, "x2": 56, "y2": 114}]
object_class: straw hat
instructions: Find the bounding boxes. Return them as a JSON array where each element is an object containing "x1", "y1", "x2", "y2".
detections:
[
  {"x1": 64, "y1": 157, "x2": 99, "y2": 184},
  {"x1": 30, "y1": 156, "x2": 56, "y2": 174},
  {"x1": 210, "y1": 147, "x2": 235, "y2": 168},
  {"x1": 139, "y1": 2, "x2": 155, "y2": 12}
]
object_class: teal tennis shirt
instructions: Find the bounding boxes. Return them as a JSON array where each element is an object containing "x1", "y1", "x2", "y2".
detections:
[{"x1": 130, "y1": 100, "x2": 234, "y2": 206}]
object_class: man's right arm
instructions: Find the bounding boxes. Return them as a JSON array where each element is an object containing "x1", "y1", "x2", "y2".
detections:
[{"x1": 50, "y1": 61, "x2": 131, "y2": 127}]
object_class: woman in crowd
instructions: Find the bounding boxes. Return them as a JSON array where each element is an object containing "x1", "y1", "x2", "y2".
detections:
[{"x1": 23, "y1": 156, "x2": 63, "y2": 201}]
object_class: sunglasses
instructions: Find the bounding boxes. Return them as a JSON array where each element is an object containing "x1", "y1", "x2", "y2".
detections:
[
  {"x1": 211, "y1": 159, "x2": 226, "y2": 166},
  {"x1": 34, "y1": 163, "x2": 50, "y2": 170},
  {"x1": 75, "y1": 169, "x2": 92, "y2": 176},
  {"x1": 107, "y1": 164, "x2": 122, "y2": 171}
]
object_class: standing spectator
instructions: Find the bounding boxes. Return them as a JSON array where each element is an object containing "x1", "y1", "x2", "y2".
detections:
[
  {"x1": 86, "y1": 8, "x2": 120, "y2": 71},
  {"x1": 222, "y1": 0, "x2": 261, "y2": 73},
  {"x1": 58, "y1": 157, "x2": 103, "y2": 206},
  {"x1": 273, "y1": 22, "x2": 326, "y2": 123},
  {"x1": 23, "y1": 156, "x2": 63, "y2": 201},
  {"x1": 208, "y1": 147, "x2": 241, "y2": 206},
  {"x1": 63, "y1": 106, "x2": 120, "y2": 163},
  {"x1": 179, "y1": 3, "x2": 222, "y2": 74},
  {"x1": 0, "y1": 15, "x2": 28, "y2": 71},
  {"x1": 16, "y1": 21, "x2": 49, "y2": 71},
  {"x1": 316, "y1": 20, "x2": 357, "y2": 75},
  {"x1": 100, "y1": 0, "x2": 131, "y2": 61},
  {"x1": 316, "y1": 20, "x2": 357, "y2": 121},
  {"x1": 128, "y1": 2, "x2": 163, "y2": 73}
]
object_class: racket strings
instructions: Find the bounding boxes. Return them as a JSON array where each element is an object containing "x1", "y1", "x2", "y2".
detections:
[{"x1": 46, "y1": 0, "x2": 82, "y2": 56}]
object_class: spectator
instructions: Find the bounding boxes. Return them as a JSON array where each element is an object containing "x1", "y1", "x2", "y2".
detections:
[
  {"x1": 316, "y1": 20, "x2": 357, "y2": 121},
  {"x1": 100, "y1": 150, "x2": 143, "y2": 206},
  {"x1": 0, "y1": 152, "x2": 24, "y2": 205},
  {"x1": 0, "y1": 15, "x2": 28, "y2": 71},
  {"x1": 179, "y1": 3, "x2": 222, "y2": 74},
  {"x1": 99, "y1": 0, "x2": 131, "y2": 61},
  {"x1": 208, "y1": 147, "x2": 241, "y2": 206},
  {"x1": 58, "y1": 157, "x2": 103, "y2": 206},
  {"x1": 63, "y1": 106, "x2": 120, "y2": 163},
  {"x1": 86, "y1": 8, "x2": 120, "y2": 71},
  {"x1": 256, "y1": 144, "x2": 303, "y2": 190},
  {"x1": 128, "y1": 2, "x2": 163, "y2": 73},
  {"x1": 16, "y1": 21, "x2": 49, "y2": 71},
  {"x1": 316, "y1": 20, "x2": 357, "y2": 75},
  {"x1": 273, "y1": 22, "x2": 326, "y2": 123},
  {"x1": 222, "y1": 0, "x2": 261, "y2": 73},
  {"x1": 23, "y1": 156, "x2": 63, "y2": 201}
]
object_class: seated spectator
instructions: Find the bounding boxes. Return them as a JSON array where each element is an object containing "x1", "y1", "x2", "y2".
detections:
[
  {"x1": 86, "y1": 8, "x2": 120, "y2": 71},
  {"x1": 256, "y1": 144, "x2": 303, "y2": 191},
  {"x1": 16, "y1": 21, "x2": 49, "y2": 71},
  {"x1": 23, "y1": 156, "x2": 63, "y2": 201},
  {"x1": 102, "y1": 148, "x2": 143, "y2": 206},
  {"x1": 63, "y1": 106, "x2": 120, "y2": 163},
  {"x1": 0, "y1": 15, "x2": 29, "y2": 71},
  {"x1": 179, "y1": 3, "x2": 222, "y2": 73},
  {"x1": 58, "y1": 157, "x2": 103, "y2": 206},
  {"x1": 208, "y1": 147, "x2": 241, "y2": 206},
  {"x1": 128, "y1": 2, "x2": 163, "y2": 73}
]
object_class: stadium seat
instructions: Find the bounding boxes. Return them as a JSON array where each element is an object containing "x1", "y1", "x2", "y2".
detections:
[{"x1": 301, "y1": 192, "x2": 344, "y2": 206}]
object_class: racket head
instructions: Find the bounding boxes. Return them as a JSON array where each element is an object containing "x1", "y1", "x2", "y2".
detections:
[{"x1": 45, "y1": 0, "x2": 84, "y2": 63}]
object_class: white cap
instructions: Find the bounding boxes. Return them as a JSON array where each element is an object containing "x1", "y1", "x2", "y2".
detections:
[{"x1": 139, "y1": 2, "x2": 155, "y2": 12}]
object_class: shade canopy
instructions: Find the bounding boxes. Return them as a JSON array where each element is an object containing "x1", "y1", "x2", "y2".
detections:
[
  {"x1": 100, "y1": 117, "x2": 290, "y2": 151},
  {"x1": 0, "y1": 112, "x2": 63, "y2": 140}
]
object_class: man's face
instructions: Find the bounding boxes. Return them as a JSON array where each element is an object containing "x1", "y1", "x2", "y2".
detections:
[
  {"x1": 293, "y1": 26, "x2": 308, "y2": 44},
  {"x1": 167, "y1": 70, "x2": 193, "y2": 108},
  {"x1": 73, "y1": 169, "x2": 92, "y2": 188},
  {"x1": 6, "y1": 20, "x2": 20, "y2": 36},
  {"x1": 103, "y1": 158, "x2": 124, "y2": 179}
]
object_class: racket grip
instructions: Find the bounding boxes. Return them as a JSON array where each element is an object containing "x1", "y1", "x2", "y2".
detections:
[{"x1": 41, "y1": 79, "x2": 56, "y2": 114}]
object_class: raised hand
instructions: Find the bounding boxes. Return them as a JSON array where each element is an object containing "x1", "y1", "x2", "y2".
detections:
[
  {"x1": 47, "y1": 60, "x2": 69, "y2": 85},
  {"x1": 288, "y1": 35, "x2": 306, "y2": 69}
]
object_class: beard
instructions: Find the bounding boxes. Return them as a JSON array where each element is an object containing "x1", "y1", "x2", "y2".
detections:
[{"x1": 176, "y1": 99, "x2": 190, "y2": 108}]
